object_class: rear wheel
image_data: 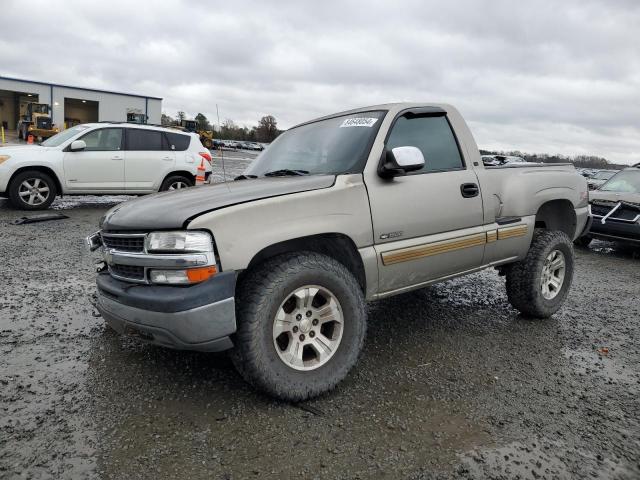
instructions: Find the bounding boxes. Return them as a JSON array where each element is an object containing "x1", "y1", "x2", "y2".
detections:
[
  {"x1": 8, "y1": 170, "x2": 57, "y2": 210},
  {"x1": 505, "y1": 229, "x2": 574, "y2": 318},
  {"x1": 230, "y1": 252, "x2": 367, "y2": 401},
  {"x1": 159, "y1": 175, "x2": 194, "y2": 192}
]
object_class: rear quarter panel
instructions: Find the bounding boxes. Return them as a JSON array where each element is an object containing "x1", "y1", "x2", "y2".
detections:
[{"x1": 476, "y1": 166, "x2": 587, "y2": 219}]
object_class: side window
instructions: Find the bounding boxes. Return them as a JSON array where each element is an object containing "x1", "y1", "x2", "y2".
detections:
[
  {"x1": 386, "y1": 115, "x2": 464, "y2": 173},
  {"x1": 127, "y1": 129, "x2": 163, "y2": 151},
  {"x1": 165, "y1": 132, "x2": 191, "y2": 151},
  {"x1": 79, "y1": 128, "x2": 123, "y2": 151}
]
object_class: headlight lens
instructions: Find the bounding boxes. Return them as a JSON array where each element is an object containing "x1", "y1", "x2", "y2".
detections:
[
  {"x1": 146, "y1": 231, "x2": 213, "y2": 253},
  {"x1": 0, "y1": 155, "x2": 11, "y2": 165}
]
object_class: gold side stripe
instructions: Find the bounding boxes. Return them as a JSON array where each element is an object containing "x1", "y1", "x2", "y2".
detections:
[
  {"x1": 381, "y1": 224, "x2": 529, "y2": 266},
  {"x1": 497, "y1": 225, "x2": 528, "y2": 240},
  {"x1": 382, "y1": 233, "x2": 486, "y2": 266}
]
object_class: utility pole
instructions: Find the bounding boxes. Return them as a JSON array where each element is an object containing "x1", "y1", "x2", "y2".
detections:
[{"x1": 216, "y1": 104, "x2": 226, "y2": 182}]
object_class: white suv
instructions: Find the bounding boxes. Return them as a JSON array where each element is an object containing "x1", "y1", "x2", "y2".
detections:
[{"x1": 0, "y1": 123, "x2": 213, "y2": 210}]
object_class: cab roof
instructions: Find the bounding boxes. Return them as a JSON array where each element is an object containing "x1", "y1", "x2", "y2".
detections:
[{"x1": 291, "y1": 102, "x2": 453, "y2": 130}]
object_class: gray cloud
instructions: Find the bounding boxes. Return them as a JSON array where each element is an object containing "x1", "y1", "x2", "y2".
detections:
[{"x1": 2, "y1": 0, "x2": 639, "y2": 163}]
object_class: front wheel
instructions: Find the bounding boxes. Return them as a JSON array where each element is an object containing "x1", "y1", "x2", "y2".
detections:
[
  {"x1": 230, "y1": 252, "x2": 367, "y2": 401},
  {"x1": 505, "y1": 229, "x2": 574, "y2": 318},
  {"x1": 8, "y1": 170, "x2": 57, "y2": 210}
]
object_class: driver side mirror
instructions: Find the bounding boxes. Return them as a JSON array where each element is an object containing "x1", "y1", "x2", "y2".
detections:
[
  {"x1": 379, "y1": 146, "x2": 425, "y2": 178},
  {"x1": 69, "y1": 140, "x2": 86, "y2": 152}
]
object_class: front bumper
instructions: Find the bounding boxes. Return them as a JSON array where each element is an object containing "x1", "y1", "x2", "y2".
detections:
[
  {"x1": 96, "y1": 271, "x2": 237, "y2": 352},
  {"x1": 587, "y1": 202, "x2": 640, "y2": 244},
  {"x1": 589, "y1": 221, "x2": 640, "y2": 244}
]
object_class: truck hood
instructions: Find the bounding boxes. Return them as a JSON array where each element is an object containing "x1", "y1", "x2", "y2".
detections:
[
  {"x1": 100, "y1": 175, "x2": 336, "y2": 231},
  {"x1": 589, "y1": 190, "x2": 640, "y2": 205}
]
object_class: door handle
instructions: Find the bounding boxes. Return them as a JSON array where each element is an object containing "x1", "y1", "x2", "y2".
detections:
[
  {"x1": 162, "y1": 156, "x2": 173, "y2": 161},
  {"x1": 460, "y1": 183, "x2": 479, "y2": 198},
  {"x1": 111, "y1": 156, "x2": 123, "y2": 161}
]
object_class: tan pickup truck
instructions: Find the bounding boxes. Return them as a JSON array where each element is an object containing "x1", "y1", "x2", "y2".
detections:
[{"x1": 88, "y1": 103, "x2": 590, "y2": 400}]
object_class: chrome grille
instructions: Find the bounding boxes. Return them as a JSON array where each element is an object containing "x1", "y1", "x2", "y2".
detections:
[
  {"x1": 102, "y1": 233, "x2": 145, "y2": 252},
  {"x1": 590, "y1": 204, "x2": 612, "y2": 216},
  {"x1": 590, "y1": 202, "x2": 640, "y2": 224},
  {"x1": 111, "y1": 264, "x2": 145, "y2": 281}
]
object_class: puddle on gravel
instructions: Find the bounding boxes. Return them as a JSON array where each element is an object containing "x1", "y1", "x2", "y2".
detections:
[
  {"x1": 457, "y1": 438, "x2": 636, "y2": 479},
  {"x1": 562, "y1": 346, "x2": 638, "y2": 385}
]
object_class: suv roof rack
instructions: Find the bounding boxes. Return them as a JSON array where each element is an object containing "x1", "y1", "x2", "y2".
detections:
[{"x1": 94, "y1": 121, "x2": 190, "y2": 130}]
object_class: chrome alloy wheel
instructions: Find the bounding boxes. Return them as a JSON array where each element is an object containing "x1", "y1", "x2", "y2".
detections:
[
  {"x1": 168, "y1": 181, "x2": 189, "y2": 190},
  {"x1": 18, "y1": 178, "x2": 50, "y2": 206},
  {"x1": 541, "y1": 249, "x2": 566, "y2": 300},
  {"x1": 272, "y1": 285, "x2": 344, "y2": 371}
]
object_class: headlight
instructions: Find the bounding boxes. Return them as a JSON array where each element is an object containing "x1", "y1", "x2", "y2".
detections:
[
  {"x1": 146, "y1": 231, "x2": 213, "y2": 253},
  {"x1": 0, "y1": 155, "x2": 10, "y2": 165}
]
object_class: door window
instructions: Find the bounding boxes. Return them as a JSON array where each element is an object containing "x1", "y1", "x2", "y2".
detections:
[
  {"x1": 127, "y1": 129, "x2": 163, "y2": 151},
  {"x1": 386, "y1": 115, "x2": 464, "y2": 173},
  {"x1": 79, "y1": 128, "x2": 123, "y2": 151}
]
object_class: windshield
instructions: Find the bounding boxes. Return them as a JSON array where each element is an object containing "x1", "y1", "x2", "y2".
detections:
[
  {"x1": 592, "y1": 171, "x2": 616, "y2": 180},
  {"x1": 32, "y1": 104, "x2": 49, "y2": 114},
  {"x1": 244, "y1": 111, "x2": 386, "y2": 177},
  {"x1": 600, "y1": 170, "x2": 640, "y2": 193},
  {"x1": 41, "y1": 125, "x2": 92, "y2": 147}
]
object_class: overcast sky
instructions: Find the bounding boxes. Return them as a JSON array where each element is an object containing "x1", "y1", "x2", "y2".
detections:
[{"x1": 2, "y1": 0, "x2": 639, "y2": 163}]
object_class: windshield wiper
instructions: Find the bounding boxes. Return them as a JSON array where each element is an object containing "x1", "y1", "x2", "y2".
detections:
[
  {"x1": 234, "y1": 174, "x2": 258, "y2": 181},
  {"x1": 263, "y1": 169, "x2": 309, "y2": 177}
]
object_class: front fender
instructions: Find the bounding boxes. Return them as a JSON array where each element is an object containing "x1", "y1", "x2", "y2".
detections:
[{"x1": 187, "y1": 175, "x2": 374, "y2": 272}]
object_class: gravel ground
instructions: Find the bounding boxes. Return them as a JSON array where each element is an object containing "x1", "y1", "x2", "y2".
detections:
[{"x1": 1, "y1": 159, "x2": 639, "y2": 479}]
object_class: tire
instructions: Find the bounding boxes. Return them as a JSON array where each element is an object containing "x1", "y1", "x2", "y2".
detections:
[
  {"x1": 8, "y1": 170, "x2": 57, "y2": 210},
  {"x1": 505, "y1": 229, "x2": 574, "y2": 318},
  {"x1": 574, "y1": 235, "x2": 592, "y2": 247},
  {"x1": 230, "y1": 252, "x2": 367, "y2": 402},
  {"x1": 159, "y1": 175, "x2": 194, "y2": 192}
]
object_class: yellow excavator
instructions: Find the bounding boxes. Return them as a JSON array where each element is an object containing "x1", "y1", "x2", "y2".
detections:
[{"x1": 171, "y1": 120, "x2": 214, "y2": 149}]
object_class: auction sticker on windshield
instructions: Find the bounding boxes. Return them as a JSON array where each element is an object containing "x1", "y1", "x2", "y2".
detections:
[{"x1": 340, "y1": 117, "x2": 378, "y2": 128}]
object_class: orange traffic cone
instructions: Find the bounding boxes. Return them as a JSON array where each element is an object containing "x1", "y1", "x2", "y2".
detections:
[
  {"x1": 195, "y1": 159, "x2": 206, "y2": 186},
  {"x1": 27, "y1": 134, "x2": 34, "y2": 144}
]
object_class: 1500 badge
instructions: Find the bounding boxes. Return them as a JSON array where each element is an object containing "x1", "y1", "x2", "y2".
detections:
[{"x1": 380, "y1": 231, "x2": 403, "y2": 240}]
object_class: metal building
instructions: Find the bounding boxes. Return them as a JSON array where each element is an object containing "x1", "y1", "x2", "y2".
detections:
[{"x1": 0, "y1": 76, "x2": 162, "y2": 135}]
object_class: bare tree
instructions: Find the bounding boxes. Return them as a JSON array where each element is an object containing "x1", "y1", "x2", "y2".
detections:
[
  {"x1": 255, "y1": 115, "x2": 279, "y2": 143},
  {"x1": 195, "y1": 113, "x2": 210, "y2": 131}
]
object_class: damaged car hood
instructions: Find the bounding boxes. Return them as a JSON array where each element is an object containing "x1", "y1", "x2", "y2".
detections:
[
  {"x1": 101, "y1": 175, "x2": 336, "y2": 231},
  {"x1": 589, "y1": 190, "x2": 640, "y2": 206}
]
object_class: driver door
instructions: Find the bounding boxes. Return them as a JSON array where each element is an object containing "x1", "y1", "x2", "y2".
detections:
[
  {"x1": 365, "y1": 113, "x2": 485, "y2": 294},
  {"x1": 63, "y1": 128, "x2": 125, "y2": 191}
]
